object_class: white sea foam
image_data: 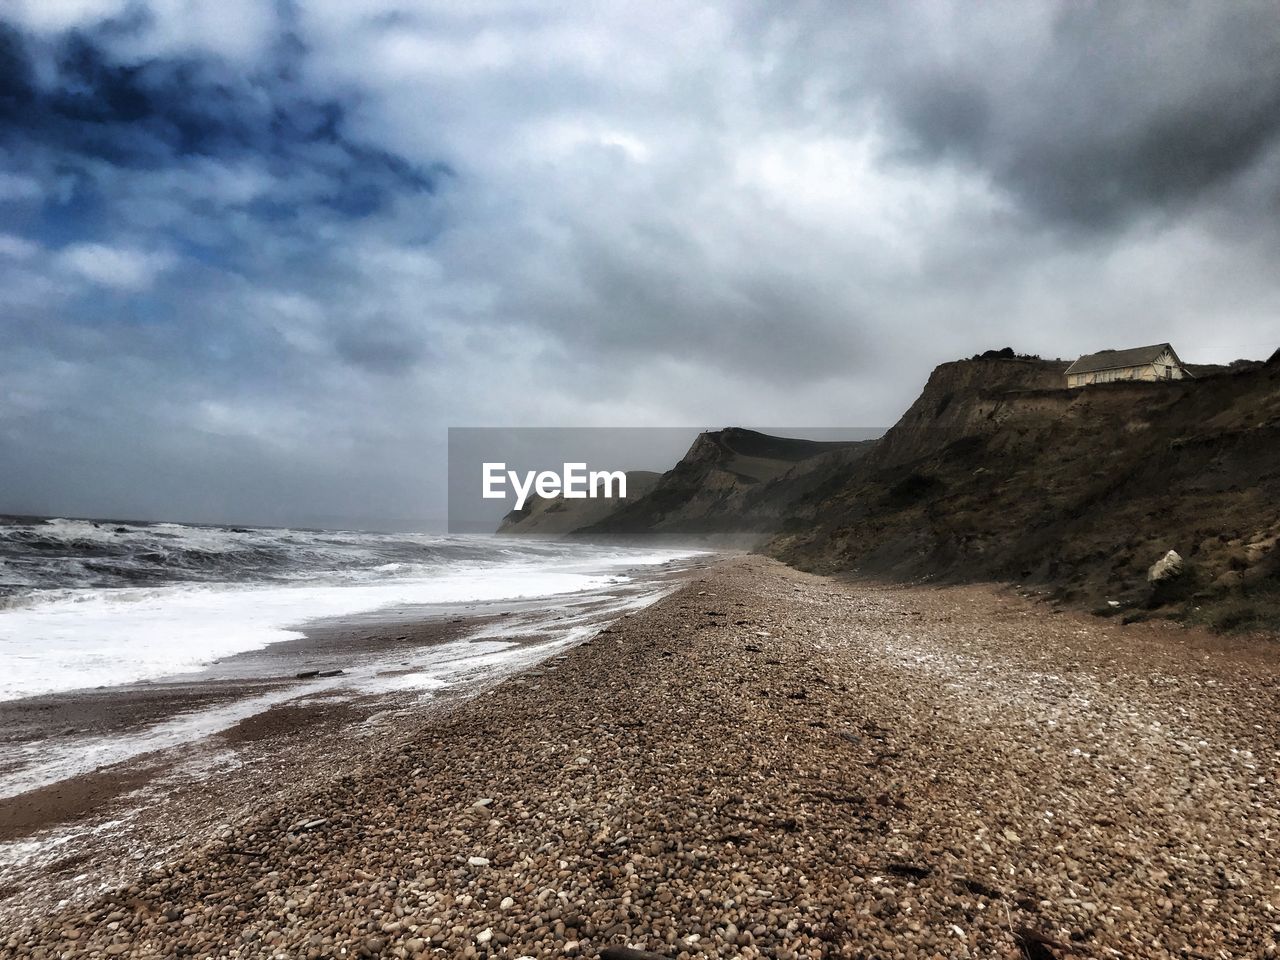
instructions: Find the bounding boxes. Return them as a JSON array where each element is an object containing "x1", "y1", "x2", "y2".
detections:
[
  {"x1": 0, "y1": 580, "x2": 677, "y2": 798},
  {"x1": 0, "y1": 539, "x2": 698, "y2": 701}
]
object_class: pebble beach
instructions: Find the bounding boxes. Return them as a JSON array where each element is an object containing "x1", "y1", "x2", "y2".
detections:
[{"x1": 4, "y1": 555, "x2": 1278, "y2": 959}]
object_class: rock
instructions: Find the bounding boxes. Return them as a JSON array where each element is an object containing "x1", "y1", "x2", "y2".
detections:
[
  {"x1": 599, "y1": 948, "x2": 669, "y2": 960},
  {"x1": 1147, "y1": 549, "x2": 1185, "y2": 583},
  {"x1": 467, "y1": 856, "x2": 490, "y2": 868}
]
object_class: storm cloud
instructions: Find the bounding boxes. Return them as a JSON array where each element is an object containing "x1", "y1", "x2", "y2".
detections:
[
  {"x1": 849, "y1": 3, "x2": 1280, "y2": 228},
  {"x1": 2, "y1": 1, "x2": 1278, "y2": 528}
]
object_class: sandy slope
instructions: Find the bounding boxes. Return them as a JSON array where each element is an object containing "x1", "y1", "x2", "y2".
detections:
[{"x1": 4, "y1": 557, "x2": 1278, "y2": 959}]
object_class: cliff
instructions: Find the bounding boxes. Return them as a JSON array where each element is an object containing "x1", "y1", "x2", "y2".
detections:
[
  {"x1": 494, "y1": 351, "x2": 1280, "y2": 632},
  {"x1": 769, "y1": 354, "x2": 1280, "y2": 631},
  {"x1": 578, "y1": 428, "x2": 874, "y2": 538}
]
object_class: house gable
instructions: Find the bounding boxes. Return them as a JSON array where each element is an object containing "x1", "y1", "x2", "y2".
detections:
[{"x1": 1065, "y1": 342, "x2": 1189, "y2": 388}]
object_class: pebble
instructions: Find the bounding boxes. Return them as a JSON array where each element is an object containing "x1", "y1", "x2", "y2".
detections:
[{"x1": 2, "y1": 557, "x2": 1275, "y2": 960}]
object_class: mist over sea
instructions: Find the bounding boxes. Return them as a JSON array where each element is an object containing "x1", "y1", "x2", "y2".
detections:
[{"x1": 0, "y1": 516, "x2": 697, "y2": 700}]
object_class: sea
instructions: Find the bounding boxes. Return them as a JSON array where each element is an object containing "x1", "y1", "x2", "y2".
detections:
[{"x1": 0, "y1": 515, "x2": 699, "y2": 702}]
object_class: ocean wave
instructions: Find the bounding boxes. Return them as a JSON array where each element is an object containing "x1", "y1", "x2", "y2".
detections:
[
  {"x1": 0, "y1": 516, "x2": 692, "y2": 608},
  {"x1": 0, "y1": 529, "x2": 703, "y2": 700}
]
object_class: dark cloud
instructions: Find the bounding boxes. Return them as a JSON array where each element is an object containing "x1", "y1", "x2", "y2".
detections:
[
  {"x1": 0, "y1": 19, "x2": 444, "y2": 224},
  {"x1": 861, "y1": 1, "x2": 1280, "y2": 228},
  {"x1": 334, "y1": 321, "x2": 431, "y2": 376}
]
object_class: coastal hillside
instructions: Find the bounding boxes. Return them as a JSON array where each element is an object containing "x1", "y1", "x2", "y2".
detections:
[
  {"x1": 497, "y1": 470, "x2": 661, "y2": 536},
  {"x1": 496, "y1": 354, "x2": 1280, "y2": 631},
  {"x1": 770, "y1": 353, "x2": 1280, "y2": 631},
  {"x1": 578, "y1": 428, "x2": 874, "y2": 537}
]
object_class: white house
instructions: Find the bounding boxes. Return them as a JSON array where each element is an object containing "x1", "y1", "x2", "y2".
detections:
[{"x1": 1065, "y1": 343, "x2": 1189, "y2": 389}]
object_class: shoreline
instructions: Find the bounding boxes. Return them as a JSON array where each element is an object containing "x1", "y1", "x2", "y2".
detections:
[
  {"x1": 3, "y1": 555, "x2": 1279, "y2": 958},
  {"x1": 0, "y1": 555, "x2": 712, "y2": 919}
]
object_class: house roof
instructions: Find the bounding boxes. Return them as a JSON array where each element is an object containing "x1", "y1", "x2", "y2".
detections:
[{"x1": 1065, "y1": 343, "x2": 1176, "y2": 376}]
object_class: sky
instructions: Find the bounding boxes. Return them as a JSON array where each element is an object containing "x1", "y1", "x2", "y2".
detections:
[{"x1": 2, "y1": 1, "x2": 1279, "y2": 529}]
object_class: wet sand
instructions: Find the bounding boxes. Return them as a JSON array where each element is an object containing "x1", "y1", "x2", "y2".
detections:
[{"x1": 3, "y1": 555, "x2": 1279, "y2": 958}]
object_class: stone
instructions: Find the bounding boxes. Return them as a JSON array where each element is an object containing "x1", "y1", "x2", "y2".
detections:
[{"x1": 1147, "y1": 549, "x2": 1186, "y2": 583}]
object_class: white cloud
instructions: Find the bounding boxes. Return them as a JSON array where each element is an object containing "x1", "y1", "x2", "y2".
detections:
[
  {"x1": 10, "y1": 0, "x2": 274, "y2": 61},
  {"x1": 57, "y1": 244, "x2": 177, "y2": 292},
  {"x1": 0, "y1": 234, "x2": 40, "y2": 259},
  {"x1": 9, "y1": 0, "x2": 127, "y2": 33},
  {"x1": 127, "y1": 0, "x2": 276, "y2": 62}
]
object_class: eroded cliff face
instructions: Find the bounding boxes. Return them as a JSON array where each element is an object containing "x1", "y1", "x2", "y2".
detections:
[
  {"x1": 580, "y1": 428, "x2": 875, "y2": 538},
  {"x1": 769, "y1": 355, "x2": 1280, "y2": 631},
  {"x1": 865, "y1": 357, "x2": 1072, "y2": 469}
]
